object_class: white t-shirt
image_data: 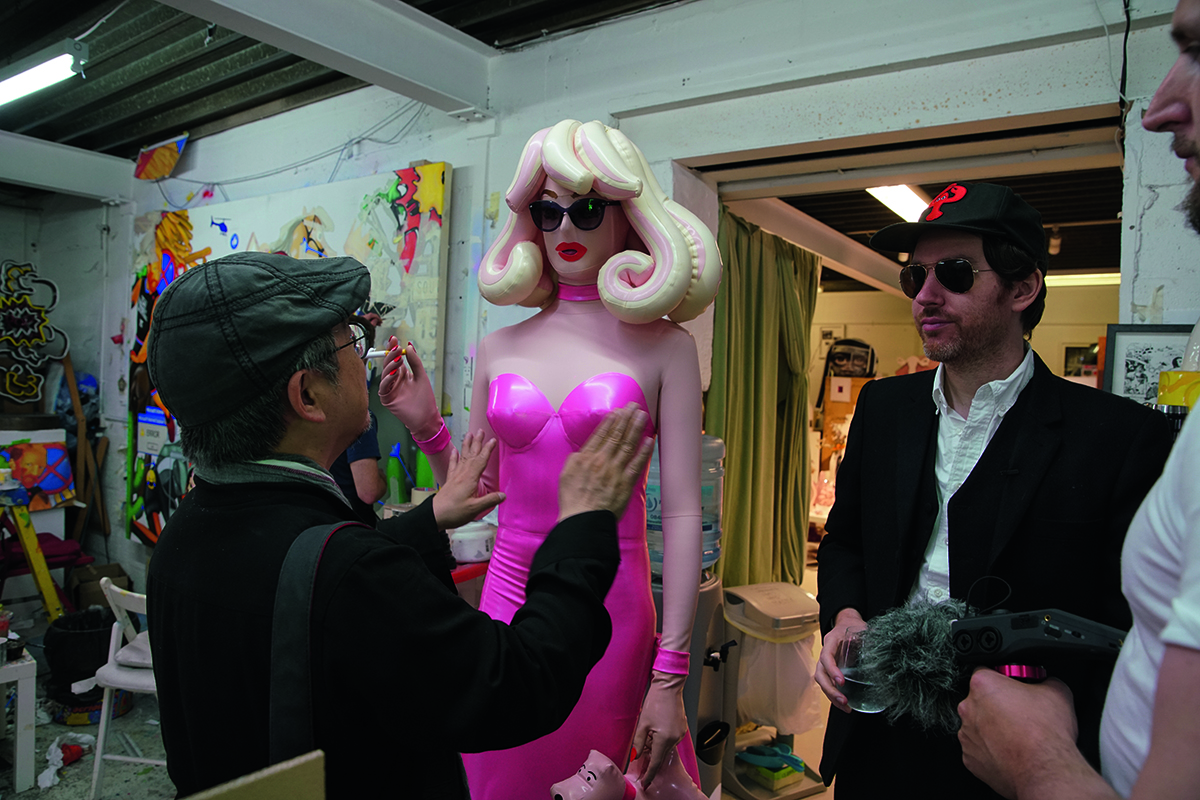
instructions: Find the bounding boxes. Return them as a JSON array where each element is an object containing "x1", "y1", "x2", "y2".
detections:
[{"x1": 1100, "y1": 410, "x2": 1200, "y2": 795}]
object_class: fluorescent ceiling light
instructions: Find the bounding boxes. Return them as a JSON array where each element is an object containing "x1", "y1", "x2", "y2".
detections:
[
  {"x1": 867, "y1": 185, "x2": 930, "y2": 222},
  {"x1": 1045, "y1": 273, "x2": 1121, "y2": 288},
  {"x1": 0, "y1": 40, "x2": 88, "y2": 107}
]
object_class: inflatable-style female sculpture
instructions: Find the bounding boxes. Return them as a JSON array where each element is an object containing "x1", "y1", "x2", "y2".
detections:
[{"x1": 381, "y1": 119, "x2": 721, "y2": 798}]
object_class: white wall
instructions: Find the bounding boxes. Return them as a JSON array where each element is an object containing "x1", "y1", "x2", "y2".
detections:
[
  {"x1": 808, "y1": 291, "x2": 922, "y2": 407},
  {"x1": 0, "y1": 205, "x2": 37, "y2": 263},
  {"x1": 23, "y1": 196, "x2": 151, "y2": 589},
  {"x1": 1122, "y1": 22, "x2": 1200, "y2": 327}
]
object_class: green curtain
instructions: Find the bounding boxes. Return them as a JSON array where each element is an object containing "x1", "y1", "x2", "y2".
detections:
[{"x1": 705, "y1": 208, "x2": 820, "y2": 588}]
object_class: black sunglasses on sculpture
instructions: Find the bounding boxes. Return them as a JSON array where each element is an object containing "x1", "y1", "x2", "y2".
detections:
[{"x1": 529, "y1": 197, "x2": 621, "y2": 232}]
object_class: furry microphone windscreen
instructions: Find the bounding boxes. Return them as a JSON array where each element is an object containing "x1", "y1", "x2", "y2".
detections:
[{"x1": 860, "y1": 598, "x2": 973, "y2": 733}]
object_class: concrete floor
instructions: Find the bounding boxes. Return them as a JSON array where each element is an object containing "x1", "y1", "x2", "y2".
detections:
[{"x1": 0, "y1": 625, "x2": 174, "y2": 799}]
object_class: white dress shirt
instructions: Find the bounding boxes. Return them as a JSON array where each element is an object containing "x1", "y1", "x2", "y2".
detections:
[{"x1": 908, "y1": 346, "x2": 1035, "y2": 605}]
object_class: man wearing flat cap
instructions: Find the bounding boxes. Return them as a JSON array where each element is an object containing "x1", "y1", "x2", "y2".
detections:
[
  {"x1": 145, "y1": 252, "x2": 653, "y2": 799},
  {"x1": 813, "y1": 183, "x2": 1174, "y2": 798}
]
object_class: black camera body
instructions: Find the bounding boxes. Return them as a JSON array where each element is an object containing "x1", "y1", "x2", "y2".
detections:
[{"x1": 950, "y1": 608, "x2": 1126, "y2": 668}]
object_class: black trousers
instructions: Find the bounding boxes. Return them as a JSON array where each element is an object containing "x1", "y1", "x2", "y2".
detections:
[{"x1": 828, "y1": 711, "x2": 1005, "y2": 800}]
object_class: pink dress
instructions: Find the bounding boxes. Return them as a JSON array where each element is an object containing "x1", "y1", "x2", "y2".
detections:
[{"x1": 462, "y1": 372, "x2": 658, "y2": 798}]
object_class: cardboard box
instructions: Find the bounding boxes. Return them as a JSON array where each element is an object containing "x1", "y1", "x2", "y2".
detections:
[{"x1": 66, "y1": 563, "x2": 131, "y2": 611}]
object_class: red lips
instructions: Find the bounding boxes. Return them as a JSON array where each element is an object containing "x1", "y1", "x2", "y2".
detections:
[{"x1": 556, "y1": 242, "x2": 587, "y2": 262}]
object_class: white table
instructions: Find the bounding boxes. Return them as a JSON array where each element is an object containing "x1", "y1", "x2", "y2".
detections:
[{"x1": 0, "y1": 652, "x2": 37, "y2": 792}]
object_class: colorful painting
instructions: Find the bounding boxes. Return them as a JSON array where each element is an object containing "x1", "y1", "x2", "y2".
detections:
[
  {"x1": 188, "y1": 164, "x2": 453, "y2": 399},
  {"x1": 0, "y1": 432, "x2": 75, "y2": 511},
  {"x1": 127, "y1": 165, "x2": 453, "y2": 542},
  {"x1": 126, "y1": 210, "x2": 207, "y2": 544},
  {"x1": 0, "y1": 260, "x2": 70, "y2": 406},
  {"x1": 134, "y1": 133, "x2": 188, "y2": 181}
]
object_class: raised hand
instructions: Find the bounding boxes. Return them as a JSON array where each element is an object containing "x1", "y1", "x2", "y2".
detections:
[
  {"x1": 431, "y1": 430, "x2": 505, "y2": 530},
  {"x1": 557, "y1": 404, "x2": 654, "y2": 521}
]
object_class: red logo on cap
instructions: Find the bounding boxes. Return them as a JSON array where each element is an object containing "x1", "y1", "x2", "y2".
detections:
[{"x1": 924, "y1": 184, "x2": 967, "y2": 221}]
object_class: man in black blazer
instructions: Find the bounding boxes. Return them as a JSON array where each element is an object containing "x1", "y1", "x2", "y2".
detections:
[{"x1": 813, "y1": 182, "x2": 1174, "y2": 798}]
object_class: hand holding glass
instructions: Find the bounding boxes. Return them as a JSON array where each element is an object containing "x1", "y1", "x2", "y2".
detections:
[{"x1": 837, "y1": 629, "x2": 887, "y2": 714}]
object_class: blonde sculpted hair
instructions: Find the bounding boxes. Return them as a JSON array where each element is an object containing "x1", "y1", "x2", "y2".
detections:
[{"x1": 478, "y1": 119, "x2": 721, "y2": 324}]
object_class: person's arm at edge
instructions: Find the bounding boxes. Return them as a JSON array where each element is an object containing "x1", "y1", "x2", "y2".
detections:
[
  {"x1": 349, "y1": 457, "x2": 387, "y2": 504},
  {"x1": 957, "y1": 644, "x2": 1200, "y2": 800}
]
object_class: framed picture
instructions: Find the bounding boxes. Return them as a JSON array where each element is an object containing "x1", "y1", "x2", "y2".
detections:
[{"x1": 1102, "y1": 324, "x2": 1195, "y2": 402}]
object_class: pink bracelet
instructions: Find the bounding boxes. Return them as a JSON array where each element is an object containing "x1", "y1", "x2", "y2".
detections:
[
  {"x1": 653, "y1": 645, "x2": 690, "y2": 676},
  {"x1": 412, "y1": 418, "x2": 450, "y2": 455}
]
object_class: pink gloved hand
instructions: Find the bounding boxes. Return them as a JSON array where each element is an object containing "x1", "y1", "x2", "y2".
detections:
[
  {"x1": 378, "y1": 337, "x2": 442, "y2": 440},
  {"x1": 632, "y1": 671, "x2": 688, "y2": 787}
]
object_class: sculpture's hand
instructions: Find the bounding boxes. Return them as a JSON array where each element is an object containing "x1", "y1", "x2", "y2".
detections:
[
  {"x1": 377, "y1": 337, "x2": 442, "y2": 440},
  {"x1": 632, "y1": 671, "x2": 688, "y2": 787}
]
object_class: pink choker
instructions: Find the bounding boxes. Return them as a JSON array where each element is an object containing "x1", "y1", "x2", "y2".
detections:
[{"x1": 557, "y1": 283, "x2": 600, "y2": 302}]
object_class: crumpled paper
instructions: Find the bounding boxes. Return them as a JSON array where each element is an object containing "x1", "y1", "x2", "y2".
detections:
[{"x1": 38, "y1": 733, "x2": 95, "y2": 789}]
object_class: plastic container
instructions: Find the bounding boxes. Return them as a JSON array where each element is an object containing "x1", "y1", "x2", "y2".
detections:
[
  {"x1": 647, "y1": 435, "x2": 725, "y2": 572},
  {"x1": 449, "y1": 520, "x2": 496, "y2": 563},
  {"x1": 647, "y1": 436, "x2": 725, "y2": 529},
  {"x1": 723, "y1": 582, "x2": 823, "y2": 736}
]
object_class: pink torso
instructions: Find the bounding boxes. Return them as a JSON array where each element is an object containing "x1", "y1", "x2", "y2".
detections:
[{"x1": 486, "y1": 371, "x2": 656, "y2": 549}]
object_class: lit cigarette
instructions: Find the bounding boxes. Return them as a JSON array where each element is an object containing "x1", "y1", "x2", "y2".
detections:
[{"x1": 365, "y1": 348, "x2": 405, "y2": 360}]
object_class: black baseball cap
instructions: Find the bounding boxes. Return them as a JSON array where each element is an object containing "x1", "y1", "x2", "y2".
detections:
[
  {"x1": 147, "y1": 252, "x2": 370, "y2": 427},
  {"x1": 870, "y1": 182, "x2": 1046, "y2": 264}
]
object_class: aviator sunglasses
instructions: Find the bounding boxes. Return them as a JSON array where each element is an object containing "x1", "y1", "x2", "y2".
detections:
[
  {"x1": 529, "y1": 197, "x2": 621, "y2": 232},
  {"x1": 898, "y1": 258, "x2": 994, "y2": 299}
]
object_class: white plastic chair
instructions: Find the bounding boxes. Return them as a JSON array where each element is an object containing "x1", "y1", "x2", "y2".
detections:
[{"x1": 87, "y1": 576, "x2": 164, "y2": 798}]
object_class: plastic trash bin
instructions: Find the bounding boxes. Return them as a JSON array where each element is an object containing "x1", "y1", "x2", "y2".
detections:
[{"x1": 721, "y1": 582, "x2": 826, "y2": 799}]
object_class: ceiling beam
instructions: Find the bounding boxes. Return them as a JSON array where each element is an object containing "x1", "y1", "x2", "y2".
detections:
[
  {"x1": 0, "y1": 129, "x2": 131, "y2": 204},
  {"x1": 725, "y1": 198, "x2": 905, "y2": 298},
  {"x1": 720, "y1": 142, "x2": 1122, "y2": 201},
  {"x1": 157, "y1": 0, "x2": 496, "y2": 115}
]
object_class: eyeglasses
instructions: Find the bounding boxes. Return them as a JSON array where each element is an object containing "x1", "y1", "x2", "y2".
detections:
[
  {"x1": 336, "y1": 322, "x2": 370, "y2": 361},
  {"x1": 899, "y1": 258, "x2": 994, "y2": 298},
  {"x1": 528, "y1": 197, "x2": 621, "y2": 232}
]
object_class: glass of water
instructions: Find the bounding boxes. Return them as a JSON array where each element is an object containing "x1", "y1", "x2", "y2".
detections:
[{"x1": 837, "y1": 628, "x2": 887, "y2": 714}]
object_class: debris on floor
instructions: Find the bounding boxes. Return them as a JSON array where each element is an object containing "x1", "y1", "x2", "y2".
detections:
[{"x1": 38, "y1": 733, "x2": 94, "y2": 789}]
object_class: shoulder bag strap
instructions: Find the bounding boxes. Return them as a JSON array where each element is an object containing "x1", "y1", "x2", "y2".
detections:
[{"x1": 268, "y1": 520, "x2": 368, "y2": 764}]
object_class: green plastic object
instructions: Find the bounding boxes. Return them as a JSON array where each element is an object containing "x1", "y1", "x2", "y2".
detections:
[
  {"x1": 415, "y1": 450, "x2": 436, "y2": 490},
  {"x1": 386, "y1": 455, "x2": 408, "y2": 505}
]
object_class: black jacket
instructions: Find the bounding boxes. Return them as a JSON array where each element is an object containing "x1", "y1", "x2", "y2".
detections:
[
  {"x1": 817, "y1": 355, "x2": 1173, "y2": 796},
  {"x1": 148, "y1": 479, "x2": 619, "y2": 799}
]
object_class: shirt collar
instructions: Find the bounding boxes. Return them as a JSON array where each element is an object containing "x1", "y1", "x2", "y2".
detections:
[
  {"x1": 194, "y1": 453, "x2": 351, "y2": 507},
  {"x1": 931, "y1": 343, "x2": 1035, "y2": 419}
]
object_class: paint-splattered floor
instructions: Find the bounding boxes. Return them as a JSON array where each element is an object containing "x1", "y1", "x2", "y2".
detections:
[{"x1": 0, "y1": 665, "x2": 174, "y2": 799}]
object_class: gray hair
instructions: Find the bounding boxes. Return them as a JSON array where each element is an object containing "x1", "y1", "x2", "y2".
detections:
[{"x1": 179, "y1": 331, "x2": 340, "y2": 470}]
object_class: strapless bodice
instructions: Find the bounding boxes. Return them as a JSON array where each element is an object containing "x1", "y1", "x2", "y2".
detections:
[
  {"x1": 485, "y1": 372, "x2": 655, "y2": 538},
  {"x1": 486, "y1": 372, "x2": 655, "y2": 451}
]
